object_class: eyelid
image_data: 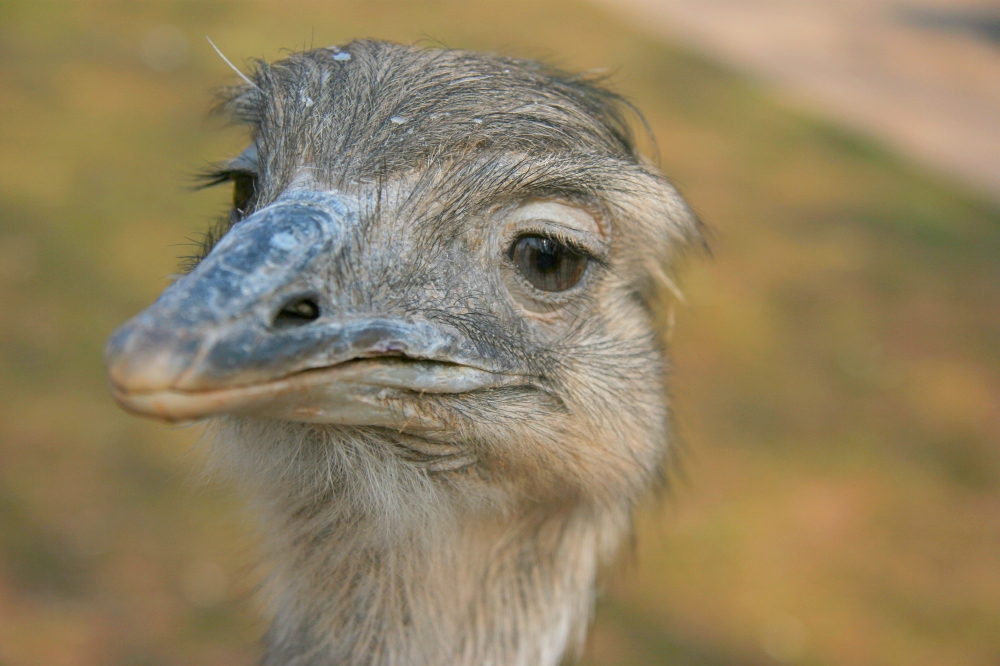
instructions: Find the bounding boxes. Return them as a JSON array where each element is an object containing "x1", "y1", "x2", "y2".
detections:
[
  {"x1": 228, "y1": 143, "x2": 259, "y2": 172},
  {"x1": 224, "y1": 169, "x2": 258, "y2": 183},
  {"x1": 197, "y1": 167, "x2": 258, "y2": 189},
  {"x1": 510, "y1": 223, "x2": 609, "y2": 264}
]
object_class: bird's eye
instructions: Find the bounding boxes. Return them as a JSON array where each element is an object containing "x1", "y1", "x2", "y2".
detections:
[
  {"x1": 232, "y1": 172, "x2": 257, "y2": 220},
  {"x1": 507, "y1": 234, "x2": 589, "y2": 292}
]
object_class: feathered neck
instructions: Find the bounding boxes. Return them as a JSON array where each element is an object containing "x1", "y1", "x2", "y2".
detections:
[
  {"x1": 260, "y1": 504, "x2": 618, "y2": 666},
  {"x1": 209, "y1": 419, "x2": 630, "y2": 666}
]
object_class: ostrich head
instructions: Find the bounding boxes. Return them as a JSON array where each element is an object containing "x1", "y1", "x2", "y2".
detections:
[{"x1": 105, "y1": 40, "x2": 700, "y2": 666}]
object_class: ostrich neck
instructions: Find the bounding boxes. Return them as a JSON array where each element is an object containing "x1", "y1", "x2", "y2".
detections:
[{"x1": 257, "y1": 499, "x2": 612, "y2": 666}]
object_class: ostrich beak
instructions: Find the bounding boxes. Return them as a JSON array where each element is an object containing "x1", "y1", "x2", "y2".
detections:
[{"x1": 104, "y1": 191, "x2": 514, "y2": 425}]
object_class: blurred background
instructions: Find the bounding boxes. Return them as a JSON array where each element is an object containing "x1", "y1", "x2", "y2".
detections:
[{"x1": 0, "y1": 1, "x2": 997, "y2": 664}]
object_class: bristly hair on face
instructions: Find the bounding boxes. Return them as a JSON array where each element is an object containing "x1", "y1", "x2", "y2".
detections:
[{"x1": 187, "y1": 40, "x2": 676, "y2": 268}]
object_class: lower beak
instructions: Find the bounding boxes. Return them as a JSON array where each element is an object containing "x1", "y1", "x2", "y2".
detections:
[{"x1": 107, "y1": 356, "x2": 515, "y2": 425}]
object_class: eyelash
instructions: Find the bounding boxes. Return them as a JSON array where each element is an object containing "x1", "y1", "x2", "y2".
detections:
[
  {"x1": 199, "y1": 168, "x2": 259, "y2": 219},
  {"x1": 507, "y1": 226, "x2": 608, "y2": 270}
]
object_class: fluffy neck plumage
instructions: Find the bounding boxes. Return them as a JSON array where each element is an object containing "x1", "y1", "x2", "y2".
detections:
[{"x1": 208, "y1": 418, "x2": 629, "y2": 666}]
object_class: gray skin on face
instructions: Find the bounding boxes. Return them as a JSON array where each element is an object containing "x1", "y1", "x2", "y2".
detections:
[{"x1": 105, "y1": 40, "x2": 702, "y2": 666}]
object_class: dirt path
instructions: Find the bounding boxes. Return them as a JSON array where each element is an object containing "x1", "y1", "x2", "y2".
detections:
[{"x1": 592, "y1": 0, "x2": 1000, "y2": 200}]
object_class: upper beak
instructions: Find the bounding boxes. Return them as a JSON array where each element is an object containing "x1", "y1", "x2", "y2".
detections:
[{"x1": 104, "y1": 191, "x2": 515, "y2": 425}]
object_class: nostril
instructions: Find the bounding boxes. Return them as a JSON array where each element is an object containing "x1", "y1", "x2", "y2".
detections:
[{"x1": 273, "y1": 297, "x2": 320, "y2": 327}]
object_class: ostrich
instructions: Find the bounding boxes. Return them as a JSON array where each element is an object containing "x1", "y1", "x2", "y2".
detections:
[{"x1": 105, "y1": 40, "x2": 701, "y2": 666}]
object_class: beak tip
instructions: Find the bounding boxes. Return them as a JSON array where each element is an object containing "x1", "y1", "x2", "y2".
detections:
[{"x1": 104, "y1": 320, "x2": 198, "y2": 397}]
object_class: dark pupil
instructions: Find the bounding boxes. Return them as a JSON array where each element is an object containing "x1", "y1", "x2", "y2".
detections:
[{"x1": 509, "y1": 235, "x2": 588, "y2": 292}]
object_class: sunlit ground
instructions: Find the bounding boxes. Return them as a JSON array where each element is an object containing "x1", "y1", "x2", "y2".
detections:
[{"x1": 0, "y1": 2, "x2": 997, "y2": 665}]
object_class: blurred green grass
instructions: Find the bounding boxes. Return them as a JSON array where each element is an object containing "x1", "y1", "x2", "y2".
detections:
[{"x1": 0, "y1": 1, "x2": 997, "y2": 665}]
